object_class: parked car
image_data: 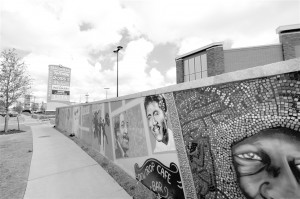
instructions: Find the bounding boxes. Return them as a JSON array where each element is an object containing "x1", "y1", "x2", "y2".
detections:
[
  {"x1": 0, "y1": 111, "x2": 6, "y2": 117},
  {"x1": 8, "y1": 111, "x2": 18, "y2": 117},
  {"x1": 22, "y1": 110, "x2": 31, "y2": 114}
]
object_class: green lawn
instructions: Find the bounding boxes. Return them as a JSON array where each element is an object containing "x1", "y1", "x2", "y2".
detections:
[{"x1": 0, "y1": 130, "x2": 33, "y2": 199}]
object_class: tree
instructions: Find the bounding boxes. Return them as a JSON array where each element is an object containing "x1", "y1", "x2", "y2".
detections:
[
  {"x1": 13, "y1": 102, "x2": 23, "y2": 114},
  {"x1": 0, "y1": 49, "x2": 31, "y2": 132},
  {"x1": 31, "y1": 102, "x2": 38, "y2": 112},
  {"x1": 40, "y1": 102, "x2": 46, "y2": 113}
]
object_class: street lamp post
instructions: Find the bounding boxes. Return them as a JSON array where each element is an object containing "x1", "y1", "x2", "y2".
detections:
[
  {"x1": 104, "y1": 88, "x2": 109, "y2": 99},
  {"x1": 113, "y1": 46, "x2": 123, "y2": 97},
  {"x1": 85, "y1": 93, "x2": 89, "y2": 103}
]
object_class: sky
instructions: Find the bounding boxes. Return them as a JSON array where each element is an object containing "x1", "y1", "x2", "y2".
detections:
[{"x1": 1, "y1": 0, "x2": 300, "y2": 104}]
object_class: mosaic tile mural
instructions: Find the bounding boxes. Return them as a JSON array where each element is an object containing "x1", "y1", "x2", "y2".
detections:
[{"x1": 173, "y1": 72, "x2": 300, "y2": 199}]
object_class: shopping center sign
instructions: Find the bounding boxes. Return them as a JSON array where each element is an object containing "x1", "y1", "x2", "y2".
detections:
[{"x1": 47, "y1": 65, "x2": 71, "y2": 102}]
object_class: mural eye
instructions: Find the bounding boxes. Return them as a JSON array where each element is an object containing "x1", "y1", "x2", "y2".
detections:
[
  {"x1": 237, "y1": 152, "x2": 262, "y2": 161},
  {"x1": 295, "y1": 159, "x2": 300, "y2": 171}
]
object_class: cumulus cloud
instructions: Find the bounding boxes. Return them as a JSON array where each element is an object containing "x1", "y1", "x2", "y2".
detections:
[
  {"x1": 166, "y1": 67, "x2": 176, "y2": 84},
  {"x1": 115, "y1": 38, "x2": 169, "y2": 96}
]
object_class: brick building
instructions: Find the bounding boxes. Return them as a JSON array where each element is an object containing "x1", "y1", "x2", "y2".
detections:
[{"x1": 176, "y1": 24, "x2": 300, "y2": 83}]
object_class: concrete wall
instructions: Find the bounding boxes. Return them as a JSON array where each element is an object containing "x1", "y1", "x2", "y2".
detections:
[
  {"x1": 56, "y1": 58, "x2": 300, "y2": 199},
  {"x1": 224, "y1": 44, "x2": 283, "y2": 73}
]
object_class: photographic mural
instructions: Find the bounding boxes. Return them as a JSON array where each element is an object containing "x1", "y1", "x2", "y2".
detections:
[
  {"x1": 55, "y1": 69, "x2": 300, "y2": 199},
  {"x1": 112, "y1": 104, "x2": 148, "y2": 159},
  {"x1": 81, "y1": 105, "x2": 92, "y2": 144},
  {"x1": 144, "y1": 95, "x2": 176, "y2": 153},
  {"x1": 72, "y1": 106, "x2": 81, "y2": 137},
  {"x1": 92, "y1": 104, "x2": 108, "y2": 153},
  {"x1": 113, "y1": 111, "x2": 129, "y2": 158},
  {"x1": 56, "y1": 107, "x2": 72, "y2": 133}
]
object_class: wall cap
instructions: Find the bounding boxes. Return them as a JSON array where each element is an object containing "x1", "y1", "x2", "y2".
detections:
[
  {"x1": 276, "y1": 24, "x2": 300, "y2": 34},
  {"x1": 224, "y1": 43, "x2": 281, "y2": 52}
]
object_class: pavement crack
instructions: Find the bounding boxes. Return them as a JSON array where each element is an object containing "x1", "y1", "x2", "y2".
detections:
[{"x1": 28, "y1": 163, "x2": 98, "y2": 181}]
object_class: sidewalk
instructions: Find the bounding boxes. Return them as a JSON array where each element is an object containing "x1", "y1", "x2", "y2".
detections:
[{"x1": 24, "y1": 124, "x2": 131, "y2": 199}]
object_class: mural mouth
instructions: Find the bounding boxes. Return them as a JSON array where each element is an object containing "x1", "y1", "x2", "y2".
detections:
[
  {"x1": 123, "y1": 135, "x2": 129, "y2": 142},
  {"x1": 152, "y1": 125, "x2": 160, "y2": 133}
]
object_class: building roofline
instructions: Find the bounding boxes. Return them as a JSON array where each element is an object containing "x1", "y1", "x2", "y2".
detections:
[
  {"x1": 276, "y1": 24, "x2": 300, "y2": 34},
  {"x1": 224, "y1": 43, "x2": 281, "y2": 52},
  {"x1": 175, "y1": 42, "x2": 223, "y2": 60}
]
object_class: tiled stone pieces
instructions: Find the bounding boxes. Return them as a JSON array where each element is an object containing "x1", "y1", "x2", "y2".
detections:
[{"x1": 173, "y1": 71, "x2": 300, "y2": 199}]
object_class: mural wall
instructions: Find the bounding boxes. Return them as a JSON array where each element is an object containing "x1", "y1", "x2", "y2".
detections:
[{"x1": 56, "y1": 68, "x2": 300, "y2": 199}]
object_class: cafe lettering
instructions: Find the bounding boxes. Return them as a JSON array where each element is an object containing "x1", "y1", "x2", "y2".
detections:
[{"x1": 134, "y1": 158, "x2": 185, "y2": 199}]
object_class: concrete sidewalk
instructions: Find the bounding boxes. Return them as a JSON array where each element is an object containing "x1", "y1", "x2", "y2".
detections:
[{"x1": 24, "y1": 124, "x2": 131, "y2": 199}]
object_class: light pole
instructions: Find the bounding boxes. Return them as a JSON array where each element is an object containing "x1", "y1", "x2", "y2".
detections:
[
  {"x1": 85, "y1": 93, "x2": 89, "y2": 103},
  {"x1": 104, "y1": 88, "x2": 109, "y2": 99},
  {"x1": 113, "y1": 46, "x2": 123, "y2": 97}
]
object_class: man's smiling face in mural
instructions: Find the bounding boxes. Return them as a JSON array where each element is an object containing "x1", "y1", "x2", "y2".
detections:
[
  {"x1": 117, "y1": 113, "x2": 129, "y2": 152},
  {"x1": 232, "y1": 127, "x2": 300, "y2": 199},
  {"x1": 146, "y1": 100, "x2": 168, "y2": 145}
]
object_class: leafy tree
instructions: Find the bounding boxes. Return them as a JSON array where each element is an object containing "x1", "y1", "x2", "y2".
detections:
[
  {"x1": 13, "y1": 102, "x2": 23, "y2": 114},
  {"x1": 0, "y1": 96, "x2": 4, "y2": 109},
  {"x1": 31, "y1": 102, "x2": 38, "y2": 112},
  {"x1": 40, "y1": 102, "x2": 46, "y2": 113},
  {"x1": 0, "y1": 49, "x2": 31, "y2": 132}
]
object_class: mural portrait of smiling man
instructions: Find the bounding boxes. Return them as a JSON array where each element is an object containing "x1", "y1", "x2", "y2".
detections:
[
  {"x1": 144, "y1": 94, "x2": 176, "y2": 153},
  {"x1": 114, "y1": 112, "x2": 130, "y2": 158}
]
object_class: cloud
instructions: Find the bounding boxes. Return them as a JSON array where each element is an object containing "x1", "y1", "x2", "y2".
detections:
[
  {"x1": 115, "y1": 38, "x2": 166, "y2": 96},
  {"x1": 166, "y1": 67, "x2": 176, "y2": 84},
  {"x1": 178, "y1": 37, "x2": 212, "y2": 55},
  {"x1": 123, "y1": 0, "x2": 299, "y2": 48},
  {"x1": 21, "y1": 37, "x2": 173, "y2": 103},
  {"x1": 1, "y1": 0, "x2": 299, "y2": 104}
]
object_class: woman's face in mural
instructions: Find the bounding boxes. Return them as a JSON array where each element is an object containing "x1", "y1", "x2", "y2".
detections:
[
  {"x1": 232, "y1": 128, "x2": 300, "y2": 199},
  {"x1": 146, "y1": 102, "x2": 168, "y2": 142},
  {"x1": 117, "y1": 113, "x2": 129, "y2": 151}
]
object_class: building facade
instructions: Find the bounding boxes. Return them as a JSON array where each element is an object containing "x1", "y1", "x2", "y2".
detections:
[{"x1": 176, "y1": 24, "x2": 300, "y2": 83}]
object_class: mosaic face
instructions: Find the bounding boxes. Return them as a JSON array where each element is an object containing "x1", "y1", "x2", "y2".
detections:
[
  {"x1": 172, "y1": 72, "x2": 300, "y2": 199},
  {"x1": 232, "y1": 127, "x2": 300, "y2": 199}
]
